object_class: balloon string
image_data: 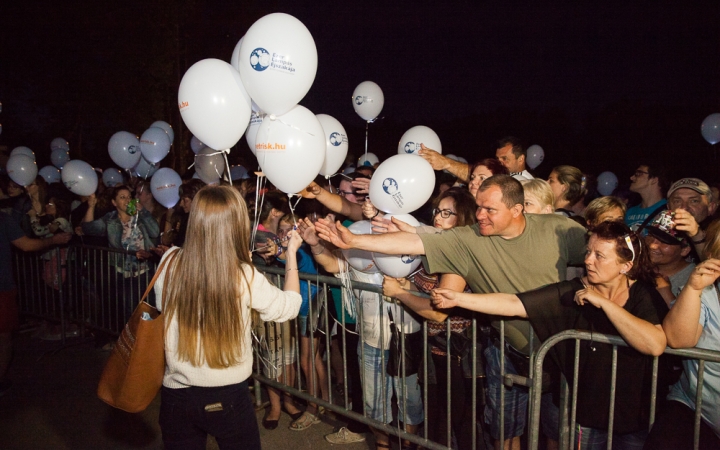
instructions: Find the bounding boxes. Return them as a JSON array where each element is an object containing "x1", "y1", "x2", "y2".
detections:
[
  {"x1": 364, "y1": 121, "x2": 369, "y2": 159},
  {"x1": 222, "y1": 149, "x2": 232, "y2": 186},
  {"x1": 270, "y1": 115, "x2": 317, "y2": 137},
  {"x1": 287, "y1": 195, "x2": 302, "y2": 228},
  {"x1": 250, "y1": 176, "x2": 266, "y2": 252}
]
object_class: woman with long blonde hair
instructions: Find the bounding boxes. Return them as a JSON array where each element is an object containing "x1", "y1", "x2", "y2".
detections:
[{"x1": 154, "y1": 185, "x2": 302, "y2": 449}]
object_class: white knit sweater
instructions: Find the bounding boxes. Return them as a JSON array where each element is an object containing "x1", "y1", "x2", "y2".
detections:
[{"x1": 154, "y1": 248, "x2": 301, "y2": 389}]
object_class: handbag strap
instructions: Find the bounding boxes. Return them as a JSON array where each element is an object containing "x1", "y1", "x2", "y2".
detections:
[{"x1": 139, "y1": 249, "x2": 179, "y2": 305}]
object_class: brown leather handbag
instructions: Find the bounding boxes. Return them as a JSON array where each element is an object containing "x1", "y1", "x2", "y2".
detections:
[{"x1": 97, "y1": 252, "x2": 177, "y2": 412}]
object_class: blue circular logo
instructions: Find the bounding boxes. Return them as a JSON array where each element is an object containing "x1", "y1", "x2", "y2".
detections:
[
  {"x1": 128, "y1": 145, "x2": 139, "y2": 154},
  {"x1": 354, "y1": 95, "x2": 364, "y2": 106},
  {"x1": 329, "y1": 132, "x2": 343, "y2": 146},
  {"x1": 382, "y1": 178, "x2": 399, "y2": 195},
  {"x1": 401, "y1": 255, "x2": 416, "y2": 264},
  {"x1": 403, "y1": 142, "x2": 416, "y2": 153},
  {"x1": 250, "y1": 48, "x2": 270, "y2": 71}
]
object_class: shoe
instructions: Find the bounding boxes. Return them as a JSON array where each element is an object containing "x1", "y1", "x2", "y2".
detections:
[
  {"x1": 325, "y1": 427, "x2": 366, "y2": 444},
  {"x1": 0, "y1": 380, "x2": 12, "y2": 397},
  {"x1": 262, "y1": 416, "x2": 279, "y2": 430},
  {"x1": 289, "y1": 411, "x2": 320, "y2": 431},
  {"x1": 282, "y1": 405, "x2": 304, "y2": 422}
]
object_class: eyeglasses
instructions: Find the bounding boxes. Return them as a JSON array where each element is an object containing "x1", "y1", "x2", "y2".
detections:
[
  {"x1": 432, "y1": 208, "x2": 457, "y2": 219},
  {"x1": 634, "y1": 170, "x2": 649, "y2": 177},
  {"x1": 338, "y1": 190, "x2": 365, "y2": 200}
]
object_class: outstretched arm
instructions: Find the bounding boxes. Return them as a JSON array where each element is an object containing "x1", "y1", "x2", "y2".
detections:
[
  {"x1": 431, "y1": 288, "x2": 527, "y2": 318},
  {"x1": 418, "y1": 145, "x2": 469, "y2": 182},
  {"x1": 314, "y1": 217, "x2": 425, "y2": 255},
  {"x1": 383, "y1": 273, "x2": 466, "y2": 322},
  {"x1": 297, "y1": 217, "x2": 340, "y2": 273},
  {"x1": 300, "y1": 181, "x2": 364, "y2": 222},
  {"x1": 663, "y1": 259, "x2": 720, "y2": 348}
]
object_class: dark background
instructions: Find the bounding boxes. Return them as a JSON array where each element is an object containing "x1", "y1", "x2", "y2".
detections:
[{"x1": 1, "y1": 1, "x2": 719, "y2": 186}]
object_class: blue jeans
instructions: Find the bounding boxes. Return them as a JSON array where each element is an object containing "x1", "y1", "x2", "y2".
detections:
[
  {"x1": 359, "y1": 342, "x2": 424, "y2": 425},
  {"x1": 574, "y1": 426, "x2": 647, "y2": 450},
  {"x1": 159, "y1": 381, "x2": 260, "y2": 450},
  {"x1": 484, "y1": 342, "x2": 528, "y2": 440}
]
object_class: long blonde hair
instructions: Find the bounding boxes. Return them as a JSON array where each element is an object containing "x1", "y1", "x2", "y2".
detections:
[{"x1": 163, "y1": 185, "x2": 254, "y2": 368}]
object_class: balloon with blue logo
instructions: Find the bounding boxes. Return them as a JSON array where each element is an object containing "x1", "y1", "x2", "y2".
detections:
[
  {"x1": 254, "y1": 105, "x2": 325, "y2": 194},
  {"x1": 6, "y1": 155, "x2": 37, "y2": 186},
  {"x1": 195, "y1": 147, "x2": 225, "y2": 185},
  {"x1": 701, "y1": 113, "x2": 720, "y2": 145},
  {"x1": 369, "y1": 154, "x2": 436, "y2": 214},
  {"x1": 316, "y1": 114, "x2": 349, "y2": 177},
  {"x1": 61, "y1": 160, "x2": 98, "y2": 196},
  {"x1": 341, "y1": 220, "x2": 380, "y2": 274},
  {"x1": 51, "y1": 149, "x2": 70, "y2": 169},
  {"x1": 50, "y1": 138, "x2": 69, "y2": 152},
  {"x1": 596, "y1": 171, "x2": 619, "y2": 196},
  {"x1": 140, "y1": 126, "x2": 171, "y2": 164},
  {"x1": 150, "y1": 120, "x2": 174, "y2": 144},
  {"x1": 10, "y1": 146, "x2": 35, "y2": 161},
  {"x1": 526, "y1": 145, "x2": 545, "y2": 170},
  {"x1": 245, "y1": 110, "x2": 265, "y2": 155},
  {"x1": 133, "y1": 156, "x2": 158, "y2": 179},
  {"x1": 39, "y1": 166, "x2": 61, "y2": 184},
  {"x1": 178, "y1": 58, "x2": 252, "y2": 151},
  {"x1": 357, "y1": 153, "x2": 378, "y2": 168},
  {"x1": 238, "y1": 13, "x2": 318, "y2": 116},
  {"x1": 372, "y1": 213, "x2": 422, "y2": 277},
  {"x1": 102, "y1": 168, "x2": 124, "y2": 187},
  {"x1": 108, "y1": 131, "x2": 142, "y2": 169},
  {"x1": 230, "y1": 165, "x2": 249, "y2": 181},
  {"x1": 352, "y1": 81, "x2": 384, "y2": 122},
  {"x1": 151, "y1": 168, "x2": 182, "y2": 208},
  {"x1": 397, "y1": 126, "x2": 442, "y2": 155}
]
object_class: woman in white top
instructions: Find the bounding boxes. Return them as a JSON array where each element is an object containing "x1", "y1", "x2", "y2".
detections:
[{"x1": 154, "y1": 185, "x2": 302, "y2": 450}]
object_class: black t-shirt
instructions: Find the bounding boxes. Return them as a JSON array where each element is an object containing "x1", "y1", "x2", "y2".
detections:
[{"x1": 518, "y1": 278, "x2": 668, "y2": 433}]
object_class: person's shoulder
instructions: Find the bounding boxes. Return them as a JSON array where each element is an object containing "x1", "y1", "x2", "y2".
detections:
[{"x1": 527, "y1": 213, "x2": 585, "y2": 229}]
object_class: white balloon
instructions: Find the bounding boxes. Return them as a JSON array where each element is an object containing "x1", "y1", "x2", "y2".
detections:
[
  {"x1": 526, "y1": 145, "x2": 545, "y2": 170},
  {"x1": 195, "y1": 147, "x2": 225, "y2": 184},
  {"x1": 151, "y1": 168, "x2": 182, "y2": 208},
  {"x1": 39, "y1": 165, "x2": 61, "y2": 184},
  {"x1": 596, "y1": 171, "x2": 619, "y2": 196},
  {"x1": 10, "y1": 146, "x2": 35, "y2": 161},
  {"x1": 6, "y1": 155, "x2": 38, "y2": 186},
  {"x1": 50, "y1": 138, "x2": 69, "y2": 152},
  {"x1": 254, "y1": 105, "x2": 325, "y2": 194},
  {"x1": 230, "y1": 165, "x2": 249, "y2": 180},
  {"x1": 701, "y1": 113, "x2": 720, "y2": 145},
  {"x1": 61, "y1": 160, "x2": 98, "y2": 196},
  {"x1": 178, "y1": 58, "x2": 252, "y2": 151},
  {"x1": 140, "y1": 126, "x2": 171, "y2": 164},
  {"x1": 102, "y1": 168, "x2": 124, "y2": 187},
  {"x1": 398, "y1": 125, "x2": 442, "y2": 155},
  {"x1": 358, "y1": 153, "x2": 379, "y2": 167},
  {"x1": 238, "y1": 13, "x2": 318, "y2": 115},
  {"x1": 341, "y1": 221, "x2": 380, "y2": 273},
  {"x1": 133, "y1": 156, "x2": 158, "y2": 179},
  {"x1": 230, "y1": 36, "x2": 244, "y2": 71},
  {"x1": 352, "y1": 81, "x2": 384, "y2": 121},
  {"x1": 50, "y1": 149, "x2": 70, "y2": 169},
  {"x1": 108, "y1": 131, "x2": 142, "y2": 169},
  {"x1": 316, "y1": 114, "x2": 349, "y2": 176},
  {"x1": 150, "y1": 120, "x2": 174, "y2": 144},
  {"x1": 369, "y1": 155, "x2": 435, "y2": 214},
  {"x1": 190, "y1": 135, "x2": 204, "y2": 154},
  {"x1": 245, "y1": 111, "x2": 265, "y2": 155},
  {"x1": 372, "y1": 213, "x2": 422, "y2": 277}
]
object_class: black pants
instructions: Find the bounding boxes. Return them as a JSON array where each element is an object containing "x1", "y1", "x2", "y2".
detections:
[
  {"x1": 159, "y1": 381, "x2": 260, "y2": 450},
  {"x1": 644, "y1": 400, "x2": 720, "y2": 450}
]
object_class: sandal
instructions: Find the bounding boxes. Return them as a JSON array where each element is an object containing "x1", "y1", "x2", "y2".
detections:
[
  {"x1": 281, "y1": 404, "x2": 304, "y2": 422},
  {"x1": 289, "y1": 411, "x2": 320, "y2": 431}
]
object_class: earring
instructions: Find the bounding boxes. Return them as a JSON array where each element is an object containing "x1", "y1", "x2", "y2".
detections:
[{"x1": 620, "y1": 270, "x2": 627, "y2": 275}]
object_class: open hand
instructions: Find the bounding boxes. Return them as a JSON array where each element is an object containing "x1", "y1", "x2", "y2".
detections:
[
  {"x1": 418, "y1": 144, "x2": 448, "y2": 171},
  {"x1": 315, "y1": 218, "x2": 354, "y2": 249}
]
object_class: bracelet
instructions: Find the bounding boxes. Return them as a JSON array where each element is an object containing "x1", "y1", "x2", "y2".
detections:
[
  {"x1": 311, "y1": 246, "x2": 325, "y2": 255},
  {"x1": 691, "y1": 231, "x2": 706, "y2": 244},
  {"x1": 285, "y1": 268, "x2": 298, "y2": 272},
  {"x1": 370, "y1": 210, "x2": 380, "y2": 220}
]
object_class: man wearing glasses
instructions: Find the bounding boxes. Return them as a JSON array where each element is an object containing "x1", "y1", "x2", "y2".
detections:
[{"x1": 625, "y1": 164, "x2": 669, "y2": 232}]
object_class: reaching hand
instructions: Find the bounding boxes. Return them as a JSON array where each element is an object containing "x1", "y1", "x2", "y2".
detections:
[
  {"x1": 418, "y1": 144, "x2": 448, "y2": 171},
  {"x1": 352, "y1": 177, "x2": 371, "y2": 195},
  {"x1": 300, "y1": 181, "x2": 323, "y2": 199},
  {"x1": 672, "y1": 208, "x2": 700, "y2": 240},
  {"x1": 315, "y1": 218, "x2": 354, "y2": 249},
  {"x1": 430, "y1": 287, "x2": 460, "y2": 309},
  {"x1": 362, "y1": 198, "x2": 380, "y2": 220},
  {"x1": 687, "y1": 259, "x2": 720, "y2": 291},
  {"x1": 87, "y1": 194, "x2": 97, "y2": 208},
  {"x1": 297, "y1": 217, "x2": 321, "y2": 246},
  {"x1": 372, "y1": 216, "x2": 415, "y2": 234},
  {"x1": 286, "y1": 229, "x2": 303, "y2": 253}
]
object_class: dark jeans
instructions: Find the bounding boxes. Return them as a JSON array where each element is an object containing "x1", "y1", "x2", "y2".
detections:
[
  {"x1": 159, "y1": 381, "x2": 260, "y2": 450},
  {"x1": 644, "y1": 400, "x2": 720, "y2": 450}
]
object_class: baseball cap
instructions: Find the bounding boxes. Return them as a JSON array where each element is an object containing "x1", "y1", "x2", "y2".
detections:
[
  {"x1": 667, "y1": 178, "x2": 712, "y2": 199},
  {"x1": 645, "y1": 210, "x2": 687, "y2": 245}
]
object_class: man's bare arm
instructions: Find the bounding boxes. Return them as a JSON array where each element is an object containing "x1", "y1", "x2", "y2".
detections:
[{"x1": 314, "y1": 218, "x2": 425, "y2": 255}]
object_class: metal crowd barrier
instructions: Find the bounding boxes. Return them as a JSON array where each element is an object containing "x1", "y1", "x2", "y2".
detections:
[{"x1": 11, "y1": 244, "x2": 720, "y2": 450}]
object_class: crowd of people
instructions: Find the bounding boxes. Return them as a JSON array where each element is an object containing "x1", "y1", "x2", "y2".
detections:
[{"x1": 1, "y1": 135, "x2": 719, "y2": 449}]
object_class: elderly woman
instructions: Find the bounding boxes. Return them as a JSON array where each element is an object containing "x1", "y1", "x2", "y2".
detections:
[
  {"x1": 81, "y1": 185, "x2": 160, "y2": 322},
  {"x1": 432, "y1": 221, "x2": 668, "y2": 449}
]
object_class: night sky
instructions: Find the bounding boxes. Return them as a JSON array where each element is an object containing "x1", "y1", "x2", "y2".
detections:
[{"x1": 1, "y1": 1, "x2": 719, "y2": 183}]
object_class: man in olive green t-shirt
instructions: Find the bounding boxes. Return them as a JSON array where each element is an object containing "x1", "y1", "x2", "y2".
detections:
[{"x1": 316, "y1": 174, "x2": 587, "y2": 449}]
